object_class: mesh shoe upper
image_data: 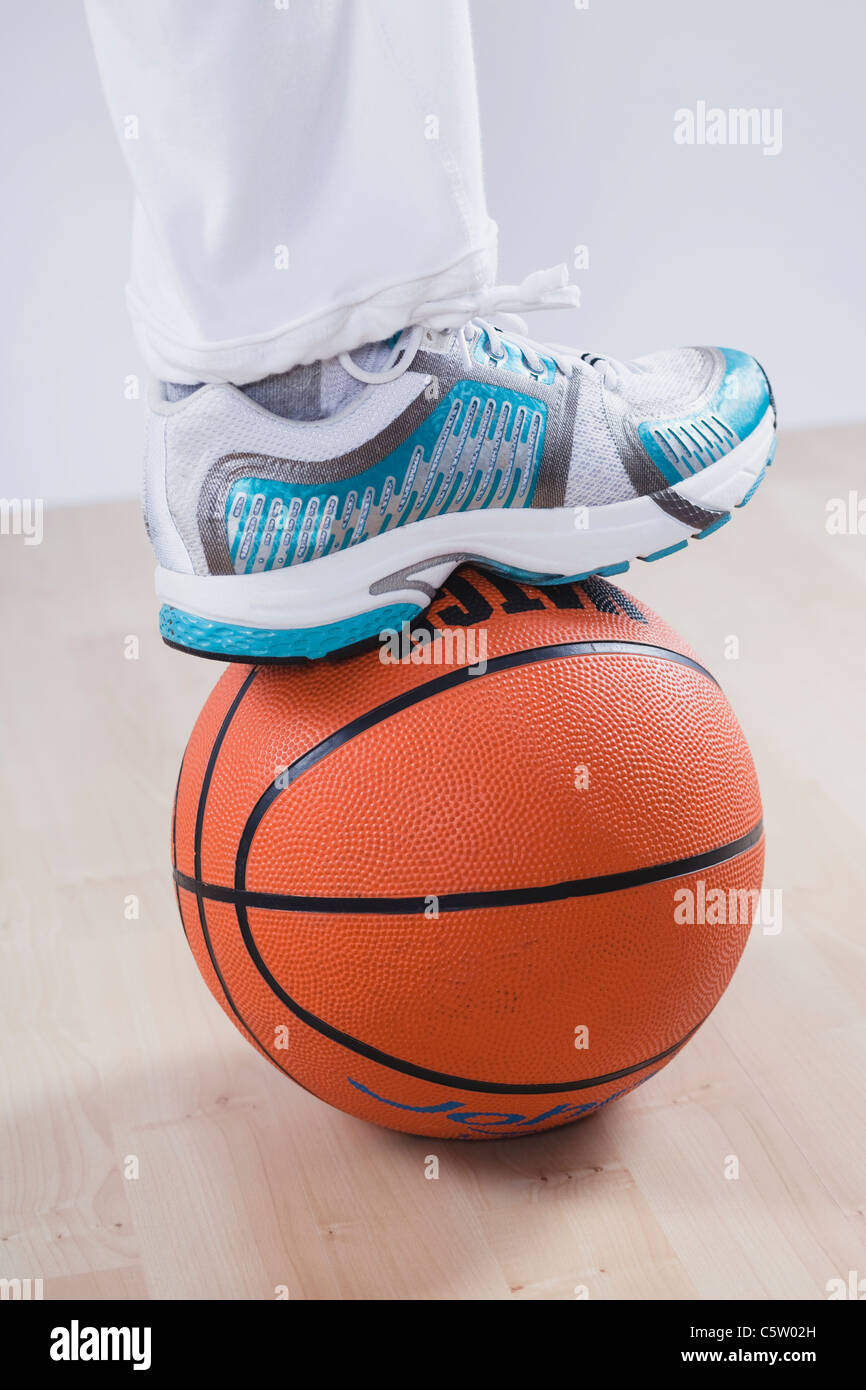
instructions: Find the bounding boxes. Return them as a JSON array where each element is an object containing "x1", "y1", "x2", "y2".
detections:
[{"x1": 148, "y1": 315, "x2": 773, "y2": 578}]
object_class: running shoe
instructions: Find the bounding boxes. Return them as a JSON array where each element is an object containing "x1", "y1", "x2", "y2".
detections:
[{"x1": 146, "y1": 266, "x2": 776, "y2": 661}]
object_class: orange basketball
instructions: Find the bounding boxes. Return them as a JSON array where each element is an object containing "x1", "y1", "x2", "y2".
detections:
[{"x1": 172, "y1": 568, "x2": 763, "y2": 1140}]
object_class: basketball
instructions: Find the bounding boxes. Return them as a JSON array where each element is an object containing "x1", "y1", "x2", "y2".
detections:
[{"x1": 172, "y1": 568, "x2": 764, "y2": 1140}]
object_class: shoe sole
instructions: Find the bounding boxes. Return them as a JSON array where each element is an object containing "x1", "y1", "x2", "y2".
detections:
[{"x1": 158, "y1": 406, "x2": 776, "y2": 662}]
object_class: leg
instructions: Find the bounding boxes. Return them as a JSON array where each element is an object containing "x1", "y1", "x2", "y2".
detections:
[{"x1": 84, "y1": 0, "x2": 497, "y2": 383}]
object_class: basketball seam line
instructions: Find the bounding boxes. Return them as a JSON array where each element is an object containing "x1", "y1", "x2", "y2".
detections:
[
  {"x1": 175, "y1": 819, "x2": 764, "y2": 914},
  {"x1": 172, "y1": 751, "x2": 187, "y2": 942},
  {"x1": 184, "y1": 669, "x2": 325, "y2": 1100},
  {"x1": 187, "y1": 668, "x2": 277, "y2": 1062}
]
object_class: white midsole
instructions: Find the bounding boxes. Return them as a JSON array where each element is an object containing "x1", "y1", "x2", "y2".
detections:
[{"x1": 156, "y1": 406, "x2": 774, "y2": 631}]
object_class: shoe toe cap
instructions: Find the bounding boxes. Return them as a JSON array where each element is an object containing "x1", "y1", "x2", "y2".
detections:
[
  {"x1": 710, "y1": 347, "x2": 774, "y2": 438},
  {"x1": 634, "y1": 347, "x2": 774, "y2": 485}
]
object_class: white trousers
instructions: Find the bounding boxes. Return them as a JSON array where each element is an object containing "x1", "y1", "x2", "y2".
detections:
[{"x1": 85, "y1": 0, "x2": 497, "y2": 384}]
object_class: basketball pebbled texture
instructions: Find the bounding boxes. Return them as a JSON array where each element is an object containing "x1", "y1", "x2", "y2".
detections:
[{"x1": 172, "y1": 568, "x2": 764, "y2": 1139}]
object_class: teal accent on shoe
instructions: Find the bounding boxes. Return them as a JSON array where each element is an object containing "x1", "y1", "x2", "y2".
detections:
[
  {"x1": 224, "y1": 379, "x2": 548, "y2": 575},
  {"x1": 638, "y1": 422, "x2": 702, "y2": 485},
  {"x1": 637, "y1": 348, "x2": 772, "y2": 486},
  {"x1": 478, "y1": 559, "x2": 580, "y2": 584},
  {"x1": 713, "y1": 348, "x2": 772, "y2": 440},
  {"x1": 695, "y1": 512, "x2": 732, "y2": 539},
  {"x1": 736, "y1": 438, "x2": 777, "y2": 508},
  {"x1": 460, "y1": 471, "x2": 483, "y2": 511},
  {"x1": 478, "y1": 559, "x2": 633, "y2": 587},
  {"x1": 159, "y1": 602, "x2": 423, "y2": 661},
  {"x1": 639, "y1": 540, "x2": 689, "y2": 562},
  {"x1": 503, "y1": 468, "x2": 525, "y2": 507},
  {"x1": 472, "y1": 331, "x2": 556, "y2": 384},
  {"x1": 415, "y1": 471, "x2": 445, "y2": 524},
  {"x1": 595, "y1": 562, "x2": 630, "y2": 578},
  {"x1": 736, "y1": 463, "x2": 769, "y2": 508}
]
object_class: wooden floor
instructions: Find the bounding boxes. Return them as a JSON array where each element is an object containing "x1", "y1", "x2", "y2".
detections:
[{"x1": 1, "y1": 423, "x2": 865, "y2": 1301}]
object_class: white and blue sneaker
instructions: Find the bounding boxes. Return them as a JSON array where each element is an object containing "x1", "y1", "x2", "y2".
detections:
[{"x1": 145, "y1": 266, "x2": 776, "y2": 661}]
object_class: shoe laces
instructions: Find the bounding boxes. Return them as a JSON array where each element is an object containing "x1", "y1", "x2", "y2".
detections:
[{"x1": 338, "y1": 264, "x2": 622, "y2": 388}]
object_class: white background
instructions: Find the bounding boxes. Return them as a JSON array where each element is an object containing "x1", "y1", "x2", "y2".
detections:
[{"x1": 2, "y1": 0, "x2": 864, "y2": 503}]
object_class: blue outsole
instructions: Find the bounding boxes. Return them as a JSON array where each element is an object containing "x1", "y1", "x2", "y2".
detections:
[
  {"x1": 162, "y1": 437, "x2": 776, "y2": 660},
  {"x1": 159, "y1": 601, "x2": 423, "y2": 661},
  {"x1": 694, "y1": 512, "x2": 732, "y2": 540},
  {"x1": 638, "y1": 539, "x2": 690, "y2": 563},
  {"x1": 483, "y1": 559, "x2": 631, "y2": 587}
]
